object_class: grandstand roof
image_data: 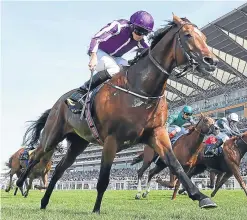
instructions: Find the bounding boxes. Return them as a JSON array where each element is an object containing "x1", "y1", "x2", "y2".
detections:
[{"x1": 167, "y1": 3, "x2": 247, "y2": 108}]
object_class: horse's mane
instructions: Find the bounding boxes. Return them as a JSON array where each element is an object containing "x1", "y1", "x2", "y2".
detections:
[{"x1": 129, "y1": 17, "x2": 191, "y2": 66}]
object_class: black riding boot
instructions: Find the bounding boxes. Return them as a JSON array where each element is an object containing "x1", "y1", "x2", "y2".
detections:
[
  {"x1": 206, "y1": 138, "x2": 224, "y2": 156},
  {"x1": 79, "y1": 70, "x2": 111, "y2": 93}
]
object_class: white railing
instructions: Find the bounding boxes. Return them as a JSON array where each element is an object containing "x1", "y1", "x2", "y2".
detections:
[{"x1": 3, "y1": 176, "x2": 244, "y2": 191}]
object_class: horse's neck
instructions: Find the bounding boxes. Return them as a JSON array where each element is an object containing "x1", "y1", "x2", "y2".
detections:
[
  {"x1": 127, "y1": 29, "x2": 178, "y2": 97},
  {"x1": 186, "y1": 124, "x2": 204, "y2": 150}
]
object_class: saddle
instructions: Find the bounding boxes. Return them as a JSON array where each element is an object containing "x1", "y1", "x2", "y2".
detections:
[
  {"x1": 65, "y1": 84, "x2": 104, "y2": 115},
  {"x1": 204, "y1": 144, "x2": 223, "y2": 158},
  {"x1": 65, "y1": 85, "x2": 104, "y2": 145}
]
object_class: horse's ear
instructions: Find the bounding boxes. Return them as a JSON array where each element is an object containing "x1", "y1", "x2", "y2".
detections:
[
  {"x1": 200, "y1": 112, "x2": 204, "y2": 117},
  {"x1": 172, "y1": 13, "x2": 185, "y2": 26}
]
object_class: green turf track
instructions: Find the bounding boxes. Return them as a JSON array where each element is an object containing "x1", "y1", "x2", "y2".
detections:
[{"x1": 1, "y1": 190, "x2": 246, "y2": 220}]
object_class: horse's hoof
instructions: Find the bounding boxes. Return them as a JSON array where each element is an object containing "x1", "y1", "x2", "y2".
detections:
[
  {"x1": 92, "y1": 210, "x2": 100, "y2": 214},
  {"x1": 178, "y1": 189, "x2": 184, "y2": 195},
  {"x1": 5, "y1": 189, "x2": 9, "y2": 193},
  {"x1": 142, "y1": 193, "x2": 147, "y2": 198},
  {"x1": 135, "y1": 194, "x2": 141, "y2": 200},
  {"x1": 199, "y1": 198, "x2": 217, "y2": 209},
  {"x1": 210, "y1": 192, "x2": 215, "y2": 198},
  {"x1": 40, "y1": 206, "x2": 46, "y2": 210},
  {"x1": 207, "y1": 185, "x2": 214, "y2": 189}
]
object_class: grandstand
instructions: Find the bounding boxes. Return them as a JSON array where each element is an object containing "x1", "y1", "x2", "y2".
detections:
[{"x1": 47, "y1": 3, "x2": 247, "y2": 186}]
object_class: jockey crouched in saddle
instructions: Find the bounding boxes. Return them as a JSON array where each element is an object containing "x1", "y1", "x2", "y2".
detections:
[
  {"x1": 68, "y1": 11, "x2": 154, "y2": 109},
  {"x1": 166, "y1": 106, "x2": 195, "y2": 144},
  {"x1": 19, "y1": 145, "x2": 36, "y2": 168},
  {"x1": 205, "y1": 112, "x2": 241, "y2": 156}
]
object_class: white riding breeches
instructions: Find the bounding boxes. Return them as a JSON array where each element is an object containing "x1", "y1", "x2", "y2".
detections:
[
  {"x1": 93, "y1": 49, "x2": 129, "y2": 76},
  {"x1": 168, "y1": 125, "x2": 181, "y2": 134},
  {"x1": 216, "y1": 132, "x2": 229, "y2": 147}
]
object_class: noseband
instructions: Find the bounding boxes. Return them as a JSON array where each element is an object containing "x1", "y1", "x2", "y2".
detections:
[
  {"x1": 148, "y1": 22, "x2": 199, "y2": 77},
  {"x1": 194, "y1": 118, "x2": 215, "y2": 136}
]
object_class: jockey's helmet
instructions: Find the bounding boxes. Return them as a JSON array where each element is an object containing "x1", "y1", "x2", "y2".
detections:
[
  {"x1": 130, "y1": 11, "x2": 154, "y2": 35},
  {"x1": 227, "y1": 113, "x2": 239, "y2": 122},
  {"x1": 182, "y1": 105, "x2": 193, "y2": 116}
]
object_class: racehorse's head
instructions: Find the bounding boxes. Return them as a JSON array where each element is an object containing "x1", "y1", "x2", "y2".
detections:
[
  {"x1": 197, "y1": 113, "x2": 216, "y2": 135},
  {"x1": 172, "y1": 14, "x2": 218, "y2": 75}
]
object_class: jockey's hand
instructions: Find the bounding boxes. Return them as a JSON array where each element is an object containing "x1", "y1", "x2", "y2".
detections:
[{"x1": 88, "y1": 53, "x2": 97, "y2": 71}]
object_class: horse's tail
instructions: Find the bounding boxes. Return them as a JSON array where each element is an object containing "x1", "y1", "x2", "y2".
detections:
[
  {"x1": 131, "y1": 152, "x2": 144, "y2": 165},
  {"x1": 22, "y1": 109, "x2": 52, "y2": 148},
  {"x1": 3, "y1": 156, "x2": 13, "y2": 177}
]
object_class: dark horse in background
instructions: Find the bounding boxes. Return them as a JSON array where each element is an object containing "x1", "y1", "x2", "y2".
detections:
[
  {"x1": 131, "y1": 114, "x2": 217, "y2": 199},
  {"x1": 17, "y1": 14, "x2": 218, "y2": 213},
  {"x1": 177, "y1": 132, "x2": 247, "y2": 198}
]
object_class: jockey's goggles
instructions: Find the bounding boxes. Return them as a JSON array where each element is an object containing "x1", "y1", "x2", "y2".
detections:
[
  {"x1": 134, "y1": 27, "x2": 149, "y2": 36},
  {"x1": 184, "y1": 112, "x2": 192, "y2": 116}
]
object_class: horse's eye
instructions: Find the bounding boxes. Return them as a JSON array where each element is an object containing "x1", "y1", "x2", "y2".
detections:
[{"x1": 185, "y1": 33, "x2": 192, "y2": 38}]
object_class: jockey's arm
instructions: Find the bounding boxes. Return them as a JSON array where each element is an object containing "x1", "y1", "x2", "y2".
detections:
[
  {"x1": 165, "y1": 115, "x2": 175, "y2": 129},
  {"x1": 88, "y1": 20, "x2": 121, "y2": 55},
  {"x1": 188, "y1": 117, "x2": 196, "y2": 125},
  {"x1": 222, "y1": 121, "x2": 240, "y2": 137},
  {"x1": 138, "y1": 37, "x2": 150, "y2": 48}
]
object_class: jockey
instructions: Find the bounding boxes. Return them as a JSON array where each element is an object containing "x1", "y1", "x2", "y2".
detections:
[
  {"x1": 205, "y1": 113, "x2": 241, "y2": 156},
  {"x1": 166, "y1": 105, "x2": 195, "y2": 139},
  {"x1": 79, "y1": 10, "x2": 154, "y2": 94},
  {"x1": 19, "y1": 145, "x2": 36, "y2": 167}
]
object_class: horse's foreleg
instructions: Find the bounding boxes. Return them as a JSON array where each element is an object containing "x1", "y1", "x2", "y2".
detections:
[
  {"x1": 5, "y1": 172, "x2": 13, "y2": 193},
  {"x1": 226, "y1": 162, "x2": 247, "y2": 196},
  {"x1": 156, "y1": 170, "x2": 177, "y2": 188},
  {"x1": 208, "y1": 171, "x2": 216, "y2": 189},
  {"x1": 14, "y1": 187, "x2": 18, "y2": 196},
  {"x1": 215, "y1": 172, "x2": 224, "y2": 186},
  {"x1": 177, "y1": 165, "x2": 207, "y2": 196},
  {"x1": 143, "y1": 162, "x2": 166, "y2": 198},
  {"x1": 211, "y1": 173, "x2": 232, "y2": 197},
  {"x1": 24, "y1": 178, "x2": 33, "y2": 198},
  {"x1": 41, "y1": 136, "x2": 88, "y2": 209},
  {"x1": 41, "y1": 173, "x2": 49, "y2": 191},
  {"x1": 93, "y1": 135, "x2": 118, "y2": 214},
  {"x1": 149, "y1": 127, "x2": 216, "y2": 208},
  {"x1": 135, "y1": 162, "x2": 150, "y2": 199}
]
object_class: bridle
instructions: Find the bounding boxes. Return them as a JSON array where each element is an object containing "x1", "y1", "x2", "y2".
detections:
[
  {"x1": 194, "y1": 117, "x2": 216, "y2": 136},
  {"x1": 148, "y1": 22, "x2": 199, "y2": 78}
]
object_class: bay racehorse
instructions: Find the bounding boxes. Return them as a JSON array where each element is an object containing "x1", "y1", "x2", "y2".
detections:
[
  {"x1": 5, "y1": 146, "x2": 51, "y2": 197},
  {"x1": 16, "y1": 14, "x2": 218, "y2": 213},
  {"x1": 131, "y1": 114, "x2": 217, "y2": 199},
  {"x1": 177, "y1": 132, "x2": 247, "y2": 198}
]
